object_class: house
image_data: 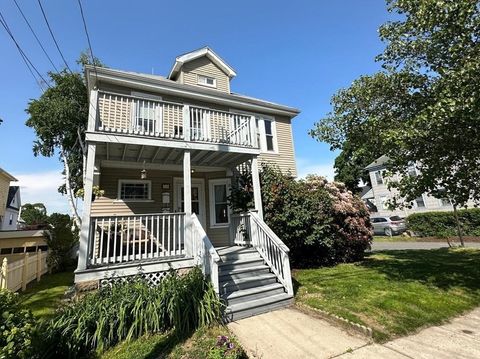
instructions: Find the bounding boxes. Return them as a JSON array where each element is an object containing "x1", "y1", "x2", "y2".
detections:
[
  {"x1": 365, "y1": 155, "x2": 466, "y2": 217},
  {"x1": 0, "y1": 168, "x2": 18, "y2": 230},
  {"x1": 75, "y1": 47, "x2": 299, "y2": 320}
]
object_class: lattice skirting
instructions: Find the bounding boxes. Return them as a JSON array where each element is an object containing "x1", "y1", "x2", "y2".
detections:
[{"x1": 99, "y1": 270, "x2": 170, "y2": 288}]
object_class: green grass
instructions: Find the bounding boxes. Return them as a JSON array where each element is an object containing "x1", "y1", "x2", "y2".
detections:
[
  {"x1": 19, "y1": 271, "x2": 74, "y2": 320},
  {"x1": 100, "y1": 326, "x2": 246, "y2": 359},
  {"x1": 294, "y1": 248, "x2": 480, "y2": 342}
]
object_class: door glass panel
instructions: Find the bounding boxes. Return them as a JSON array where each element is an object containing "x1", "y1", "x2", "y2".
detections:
[
  {"x1": 192, "y1": 187, "x2": 199, "y2": 201},
  {"x1": 214, "y1": 185, "x2": 226, "y2": 203},
  {"x1": 192, "y1": 202, "x2": 200, "y2": 214}
]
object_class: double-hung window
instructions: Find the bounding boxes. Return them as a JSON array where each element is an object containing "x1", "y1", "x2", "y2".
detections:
[
  {"x1": 209, "y1": 179, "x2": 230, "y2": 227},
  {"x1": 130, "y1": 92, "x2": 162, "y2": 134},
  {"x1": 415, "y1": 195, "x2": 426, "y2": 208},
  {"x1": 375, "y1": 171, "x2": 384, "y2": 185},
  {"x1": 197, "y1": 75, "x2": 217, "y2": 88},
  {"x1": 118, "y1": 180, "x2": 151, "y2": 201},
  {"x1": 255, "y1": 116, "x2": 277, "y2": 152}
]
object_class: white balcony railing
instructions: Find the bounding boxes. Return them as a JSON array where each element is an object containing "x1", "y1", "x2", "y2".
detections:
[
  {"x1": 88, "y1": 213, "x2": 186, "y2": 266},
  {"x1": 96, "y1": 91, "x2": 258, "y2": 148}
]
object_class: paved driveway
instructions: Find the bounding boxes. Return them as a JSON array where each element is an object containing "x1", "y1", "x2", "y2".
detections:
[{"x1": 371, "y1": 241, "x2": 480, "y2": 251}]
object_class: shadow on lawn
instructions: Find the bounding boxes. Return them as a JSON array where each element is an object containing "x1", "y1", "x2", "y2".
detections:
[{"x1": 360, "y1": 248, "x2": 480, "y2": 291}]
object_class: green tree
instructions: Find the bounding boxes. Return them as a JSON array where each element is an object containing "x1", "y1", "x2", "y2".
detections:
[
  {"x1": 21, "y1": 203, "x2": 48, "y2": 226},
  {"x1": 46, "y1": 213, "x2": 78, "y2": 271},
  {"x1": 310, "y1": 0, "x2": 480, "y2": 245}
]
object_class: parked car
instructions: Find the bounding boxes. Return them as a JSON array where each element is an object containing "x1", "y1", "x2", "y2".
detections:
[{"x1": 371, "y1": 215, "x2": 407, "y2": 236}]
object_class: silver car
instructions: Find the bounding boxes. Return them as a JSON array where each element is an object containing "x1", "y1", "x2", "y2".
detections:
[{"x1": 371, "y1": 215, "x2": 406, "y2": 236}]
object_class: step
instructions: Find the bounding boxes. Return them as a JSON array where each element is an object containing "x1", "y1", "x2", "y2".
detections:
[
  {"x1": 219, "y1": 265, "x2": 271, "y2": 280},
  {"x1": 218, "y1": 247, "x2": 260, "y2": 262},
  {"x1": 219, "y1": 273, "x2": 278, "y2": 292},
  {"x1": 218, "y1": 257, "x2": 265, "y2": 271},
  {"x1": 221, "y1": 283, "x2": 287, "y2": 306},
  {"x1": 224, "y1": 293, "x2": 294, "y2": 322}
]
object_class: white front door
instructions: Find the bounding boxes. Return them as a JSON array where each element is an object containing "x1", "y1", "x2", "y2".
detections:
[{"x1": 174, "y1": 178, "x2": 206, "y2": 227}]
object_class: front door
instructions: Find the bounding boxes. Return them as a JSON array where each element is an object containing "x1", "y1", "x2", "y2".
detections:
[{"x1": 174, "y1": 179, "x2": 206, "y2": 227}]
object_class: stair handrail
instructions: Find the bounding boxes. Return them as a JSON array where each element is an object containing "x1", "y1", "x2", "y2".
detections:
[
  {"x1": 191, "y1": 213, "x2": 220, "y2": 294},
  {"x1": 248, "y1": 211, "x2": 294, "y2": 295}
]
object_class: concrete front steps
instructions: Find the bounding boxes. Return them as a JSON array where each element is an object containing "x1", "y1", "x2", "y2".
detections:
[{"x1": 217, "y1": 246, "x2": 293, "y2": 322}]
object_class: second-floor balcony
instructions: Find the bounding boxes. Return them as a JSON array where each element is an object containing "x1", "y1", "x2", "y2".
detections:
[{"x1": 94, "y1": 91, "x2": 259, "y2": 150}]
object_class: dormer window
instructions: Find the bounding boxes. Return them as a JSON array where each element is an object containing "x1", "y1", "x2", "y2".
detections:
[{"x1": 197, "y1": 75, "x2": 216, "y2": 88}]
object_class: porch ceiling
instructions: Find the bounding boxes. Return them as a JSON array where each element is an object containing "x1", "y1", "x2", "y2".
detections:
[{"x1": 95, "y1": 142, "x2": 252, "y2": 168}]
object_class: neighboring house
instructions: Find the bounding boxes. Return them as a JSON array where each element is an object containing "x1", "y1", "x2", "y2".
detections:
[
  {"x1": 76, "y1": 47, "x2": 298, "y2": 320},
  {"x1": 0, "y1": 168, "x2": 17, "y2": 230},
  {"x1": 2, "y1": 186, "x2": 21, "y2": 230},
  {"x1": 365, "y1": 155, "x2": 465, "y2": 217}
]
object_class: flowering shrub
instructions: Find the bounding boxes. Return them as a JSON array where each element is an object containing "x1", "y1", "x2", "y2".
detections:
[
  {"x1": 230, "y1": 165, "x2": 372, "y2": 267},
  {"x1": 208, "y1": 335, "x2": 240, "y2": 359}
]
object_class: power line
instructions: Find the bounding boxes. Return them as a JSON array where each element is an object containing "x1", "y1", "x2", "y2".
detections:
[
  {"x1": 0, "y1": 10, "x2": 49, "y2": 91},
  {"x1": 76, "y1": 0, "x2": 98, "y2": 84},
  {"x1": 37, "y1": 0, "x2": 72, "y2": 73}
]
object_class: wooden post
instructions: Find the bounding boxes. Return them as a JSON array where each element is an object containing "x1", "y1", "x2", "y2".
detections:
[
  {"x1": 77, "y1": 143, "x2": 97, "y2": 271},
  {"x1": 36, "y1": 250, "x2": 42, "y2": 282},
  {"x1": 1, "y1": 257, "x2": 7, "y2": 289},
  {"x1": 21, "y1": 252, "x2": 29, "y2": 291},
  {"x1": 249, "y1": 115, "x2": 257, "y2": 148},
  {"x1": 251, "y1": 156, "x2": 263, "y2": 219},
  {"x1": 183, "y1": 105, "x2": 191, "y2": 141},
  {"x1": 183, "y1": 150, "x2": 192, "y2": 256}
]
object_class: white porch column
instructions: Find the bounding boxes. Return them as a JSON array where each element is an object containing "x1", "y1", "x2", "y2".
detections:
[
  {"x1": 251, "y1": 156, "x2": 263, "y2": 219},
  {"x1": 76, "y1": 143, "x2": 96, "y2": 271},
  {"x1": 183, "y1": 150, "x2": 192, "y2": 256}
]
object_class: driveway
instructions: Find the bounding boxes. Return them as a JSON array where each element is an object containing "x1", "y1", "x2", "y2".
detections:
[
  {"x1": 371, "y1": 241, "x2": 480, "y2": 251},
  {"x1": 229, "y1": 307, "x2": 480, "y2": 359}
]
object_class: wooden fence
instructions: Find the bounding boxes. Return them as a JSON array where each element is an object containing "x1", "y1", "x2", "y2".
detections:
[{"x1": 0, "y1": 250, "x2": 49, "y2": 292}]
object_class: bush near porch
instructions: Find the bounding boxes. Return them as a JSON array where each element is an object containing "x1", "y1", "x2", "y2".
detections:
[
  {"x1": 406, "y1": 208, "x2": 480, "y2": 237},
  {"x1": 229, "y1": 166, "x2": 373, "y2": 268}
]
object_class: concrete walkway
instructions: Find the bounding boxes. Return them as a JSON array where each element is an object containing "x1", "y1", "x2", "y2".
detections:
[
  {"x1": 371, "y1": 241, "x2": 480, "y2": 251},
  {"x1": 228, "y1": 307, "x2": 480, "y2": 359}
]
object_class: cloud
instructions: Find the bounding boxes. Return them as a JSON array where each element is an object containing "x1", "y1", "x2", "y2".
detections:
[
  {"x1": 13, "y1": 170, "x2": 71, "y2": 215},
  {"x1": 296, "y1": 158, "x2": 336, "y2": 181}
]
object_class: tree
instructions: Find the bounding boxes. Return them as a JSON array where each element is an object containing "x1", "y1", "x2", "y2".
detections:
[
  {"x1": 25, "y1": 52, "x2": 104, "y2": 228},
  {"x1": 310, "y1": 0, "x2": 480, "y2": 245},
  {"x1": 46, "y1": 213, "x2": 78, "y2": 271},
  {"x1": 21, "y1": 203, "x2": 48, "y2": 226}
]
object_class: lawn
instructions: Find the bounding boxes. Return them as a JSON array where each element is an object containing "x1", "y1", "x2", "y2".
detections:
[
  {"x1": 294, "y1": 248, "x2": 480, "y2": 342},
  {"x1": 19, "y1": 270, "x2": 74, "y2": 320}
]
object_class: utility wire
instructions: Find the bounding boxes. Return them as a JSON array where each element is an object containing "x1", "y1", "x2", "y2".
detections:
[
  {"x1": 12, "y1": 0, "x2": 59, "y2": 73},
  {"x1": 37, "y1": 0, "x2": 72, "y2": 73},
  {"x1": 76, "y1": 0, "x2": 98, "y2": 84},
  {"x1": 0, "y1": 10, "x2": 49, "y2": 91}
]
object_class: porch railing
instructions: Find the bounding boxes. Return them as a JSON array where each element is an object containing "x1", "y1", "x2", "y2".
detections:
[
  {"x1": 191, "y1": 213, "x2": 220, "y2": 294},
  {"x1": 88, "y1": 213, "x2": 186, "y2": 266},
  {"x1": 231, "y1": 211, "x2": 293, "y2": 295},
  {"x1": 96, "y1": 91, "x2": 258, "y2": 148}
]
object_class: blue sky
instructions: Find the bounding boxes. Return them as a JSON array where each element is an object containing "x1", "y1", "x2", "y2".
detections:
[{"x1": 0, "y1": 0, "x2": 392, "y2": 214}]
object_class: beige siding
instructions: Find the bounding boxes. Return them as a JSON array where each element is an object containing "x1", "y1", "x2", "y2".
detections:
[
  {"x1": 0, "y1": 175, "x2": 11, "y2": 218},
  {"x1": 91, "y1": 167, "x2": 231, "y2": 246},
  {"x1": 180, "y1": 57, "x2": 230, "y2": 93},
  {"x1": 259, "y1": 116, "x2": 297, "y2": 177}
]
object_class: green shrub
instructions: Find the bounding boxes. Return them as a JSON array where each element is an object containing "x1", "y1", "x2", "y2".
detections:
[
  {"x1": 407, "y1": 208, "x2": 480, "y2": 237},
  {"x1": 0, "y1": 290, "x2": 36, "y2": 359},
  {"x1": 40, "y1": 267, "x2": 222, "y2": 358},
  {"x1": 229, "y1": 166, "x2": 373, "y2": 267}
]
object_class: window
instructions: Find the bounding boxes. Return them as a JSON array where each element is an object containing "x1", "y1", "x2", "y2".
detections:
[
  {"x1": 130, "y1": 92, "x2": 162, "y2": 133},
  {"x1": 264, "y1": 120, "x2": 275, "y2": 151},
  {"x1": 209, "y1": 179, "x2": 230, "y2": 227},
  {"x1": 197, "y1": 75, "x2": 217, "y2": 88},
  {"x1": 8, "y1": 214, "x2": 13, "y2": 225},
  {"x1": 440, "y1": 198, "x2": 451, "y2": 206},
  {"x1": 390, "y1": 216, "x2": 403, "y2": 221},
  {"x1": 255, "y1": 117, "x2": 277, "y2": 152},
  {"x1": 380, "y1": 195, "x2": 389, "y2": 210},
  {"x1": 375, "y1": 171, "x2": 384, "y2": 185},
  {"x1": 118, "y1": 180, "x2": 151, "y2": 201},
  {"x1": 0, "y1": 248, "x2": 12, "y2": 255},
  {"x1": 415, "y1": 196, "x2": 426, "y2": 208},
  {"x1": 407, "y1": 163, "x2": 417, "y2": 177}
]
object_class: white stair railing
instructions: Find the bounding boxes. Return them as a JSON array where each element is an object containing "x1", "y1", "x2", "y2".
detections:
[
  {"x1": 234, "y1": 211, "x2": 293, "y2": 295},
  {"x1": 191, "y1": 213, "x2": 221, "y2": 294}
]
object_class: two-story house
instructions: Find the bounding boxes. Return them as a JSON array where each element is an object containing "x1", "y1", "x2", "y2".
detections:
[
  {"x1": 76, "y1": 47, "x2": 299, "y2": 320},
  {"x1": 365, "y1": 155, "x2": 467, "y2": 217},
  {"x1": 0, "y1": 168, "x2": 18, "y2": 230}
]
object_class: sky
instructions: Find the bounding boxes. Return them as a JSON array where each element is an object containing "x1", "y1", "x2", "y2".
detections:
[{"x1": 0, "y1": 0, "x2": 393, "y2": 214}]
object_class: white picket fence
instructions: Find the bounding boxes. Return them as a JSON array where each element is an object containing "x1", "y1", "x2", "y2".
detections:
[{"x1": 0, "y1": 250, "x2": 49, "y2": 292}]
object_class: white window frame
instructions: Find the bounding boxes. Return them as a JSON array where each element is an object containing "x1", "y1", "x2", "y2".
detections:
[
  {"x1": 117, "y1": 179, "x2": 152, "y2": 202},
  {"x1": 375, "y1": 170, "x2": 384, "y2": 185},
  {"x1": 380, "y1": 195, "x2": 389, "y2": 210},
  {"x1": 130, "y1": 91, "x2": 163, "y2": 134},
  {"x1": 414, "y1": 194, "x2": 427, "y2": 208},
  {"x1": 197, "y1": 75, "x2": 217, "y2": 88},
  {"x1": 209, "y1": 178, "x2": 231, "y2": 228},
  {"x1": 257, "y1": 116, "x2": 278, "y2": 154}
]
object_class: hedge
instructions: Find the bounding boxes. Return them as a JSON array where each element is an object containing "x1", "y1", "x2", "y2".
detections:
[{"x1": 406, "y1": 208, "x2": 480, "y2": 237}]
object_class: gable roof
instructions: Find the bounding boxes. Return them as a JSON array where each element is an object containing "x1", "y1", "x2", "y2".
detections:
[
  {"x1": 0, "y1": 168, "x2": 17, "y2": 182},
  {"x1": 168, "y1": 47, "x2": 237, "y2": 80},
  {"x1": 365, "y1": 155, "x2": 390, "y2": 170},
  {"x1": 6, "y1": 186, "x2": 19, "y2": 210}
]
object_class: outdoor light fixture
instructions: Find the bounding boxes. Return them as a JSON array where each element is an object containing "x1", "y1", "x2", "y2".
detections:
[{"x1": 141, "y1": 161, "x2": 147, "y2": 179}]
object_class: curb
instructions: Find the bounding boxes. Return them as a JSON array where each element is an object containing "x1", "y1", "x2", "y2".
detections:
[{"x1": 296, "y1": 303, "x2": 373, "y2": 339}]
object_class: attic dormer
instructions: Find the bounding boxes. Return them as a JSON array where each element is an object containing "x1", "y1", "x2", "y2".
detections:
[{"x1": 168, "y1": 47, "x2": 236, "y2": 93}]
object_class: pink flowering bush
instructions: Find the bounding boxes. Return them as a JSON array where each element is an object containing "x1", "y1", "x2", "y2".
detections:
[{"x1": 229, "y1": 166, "x2": 372, "y2": 267}]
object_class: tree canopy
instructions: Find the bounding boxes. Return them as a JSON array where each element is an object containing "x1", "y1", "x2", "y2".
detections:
[{"x1": 310, "y1": 0, "x2": 480, "y2": 209}]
